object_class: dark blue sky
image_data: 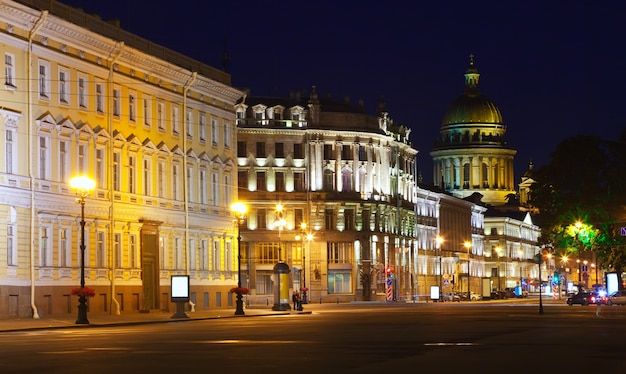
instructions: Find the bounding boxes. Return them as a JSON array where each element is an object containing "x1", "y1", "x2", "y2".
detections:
[{"x1": 58, "y1": 0, "x2": 626, "y2": 184}]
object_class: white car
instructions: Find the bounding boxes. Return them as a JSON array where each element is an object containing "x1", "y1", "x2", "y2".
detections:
[{"x1": 608, "y1": 290, "x2": 626, "y2": 306}]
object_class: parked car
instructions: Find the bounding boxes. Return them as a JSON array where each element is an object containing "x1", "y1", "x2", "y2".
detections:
[
  {"x1": 608, "y1": 290, "x2": 626, "y2": 306},
  {"x1": 590, "y1": 290, "x2": 608, "y2": 305},
  {"x1": 566, "y1": 291, "x2": 592, "y2": 306},
  {"x1": 470, "y1": 292, "x2": 482, "y2": 301},
  {"x1": 442, "y1": 292, "x2": 461, "y2": 302},
  {"x1": 491, "y1": 290, "x2": 508, "y2": 299}
]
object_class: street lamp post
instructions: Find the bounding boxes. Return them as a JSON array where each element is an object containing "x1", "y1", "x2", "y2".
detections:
[
  {"x1": 464, "y1": 241, "x2": 471, "y2": 300},
  {"x1": 70, "y1": 176, "x2": 95, "y2": 325},
  {"x1": 231, "y1": 202, "x2": 248, "y2": 316},
  {"x1": 436, "y1": 236, "x2": 444, "y2": 301},
  {"x1": 296, "y1": 222, "x2": 311, "y2": 304}
]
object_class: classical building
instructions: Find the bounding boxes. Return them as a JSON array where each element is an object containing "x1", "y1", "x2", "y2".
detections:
[
  {"x1": 430, "y1": 55, "x2": 543, "y2": 295},
  {"x1": 234, "y1": 88, "x2": 491, "y2": 303},
  {"x1": 431, "y1": 55, "x2": 517, "y2": 206},
  {"x1": 0, "y1": 0, "x2": 243, "y2": 319}
]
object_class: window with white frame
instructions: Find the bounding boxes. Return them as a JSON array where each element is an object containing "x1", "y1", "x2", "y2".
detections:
[
  {"x1": 225, "y1": 240, "x2": 232, "y2": 271},
  {"x1": 95, "y1": 81, "x2": 104, "y2": 113},
  {"x1": 328, "y1": 269, "x2": 352, "y2": 294},
  {"x1": 143, "y1": 96, "x2": 152, "y2": 127},
  {"x1": 128, "y1": 154, "x2": 136, "y2": 194},
  {"x1": 211, "y1": 172, "x2": 219, "y2": 205},
  {"x1": 224, "y1": 174, "x2": 231, "y2": 206},
  {"x1": 59, "y1": 227, "x2": 71, "y2": 267},
  {"x1": 7, "y1": 223, "x2": 16, "y2": 266},
  {"x1": 224, "y1": 122, "x2": 231, "y2": 148},
  {"x1": 113, "y1": 87, "x2": 121, "y2": 117},
  {"x1": 211, "y1": 118, "x2": 218, "y2": 146},
  {"x1": 96, "y1": 231, "x2": 106, "y2": 268},
  {"x1": 200, "y1": 239, "x2": 208, "y2": 270},
  {"x1": 212, "y1": 240, "x2": 221, "y2": 271},
  {"x1": 129, "y1": 91, "x2": 136, "y2": 122},
  {"x1": 39, "y1": 136, "x2": 50, "y2": 180},
  {"x1": 78, "y1": 74, "x2": 88, "y2": 109},
  {"x1": 175, "y1": 236, "x2": 183, "y2": 269},
  {"x1": 58, "y1": 140, "x2": 69, "y2": 182},
  {"x1": 172, "y1": 163, "x2": 179, "y2": 200},
  {"x1": 199, "y1": 168, "x2": 207, "y2": 204},
  {"x1": 5, "y1": 53, "x2": 15, "y2": 88},
  {"x1": 199, "y1": 113, "x2": 206, "y2": 141},
  {"x1": 186, "y1": 109, "x2": 193, "y2": 138},
  {"x1": 38, "y1": 60, "x2": 50, "y2": 99},
  {"x1": 187, "y1": 165, "x2": 194, "y2": 202},
  {"x1": 96, "y1": 147, "x2": 105, "y2": 188},
  {"x1": 78, "y1": 143, "x2": 86, "y2": 175},
  {"x1": 58, "y1": 67, "x2": 70, "y2": 105},
  {"x1": 114, "y1": 232, "x2": 122, "y2": 268},
  {"x1": 189, "y1": 238, "x2": 196, "y2": 270},
  {"x1": 157, "y1": 101, "x2": 165, "y2": 131},
  {"x1": 40, "y1": 226, "x2": 51, "y2": 266},
  {"x1": 172, "y1": 105, "x2": 180, "y2": 135},
  {"x1": 157, "y1": 160, "x2": 165, "y2": 198},
  {"x1": 143, "y1": 157, "x2": 152, "y2": 196},
  {"x1": 129, "y1": 234, "x2": 137, "y2": 268},
  {"x1": 113, "y1": 151, "x2": 121, "y2": 191},
  {"x1": 5, "y1": 128, "x2": 16, "y2": 174}
]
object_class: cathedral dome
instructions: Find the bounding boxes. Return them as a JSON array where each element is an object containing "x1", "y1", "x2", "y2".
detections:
[{"x1": 441, "y1": 55, "x2": 503, "y2": 126}]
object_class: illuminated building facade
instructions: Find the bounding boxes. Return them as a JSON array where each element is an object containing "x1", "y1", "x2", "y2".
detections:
[
  {"x1": 235, "y1": 88, "x2": 490, "y2": 302},
  {"x1": 0, "y1": 0, "x2": 243, "y2": 318}
]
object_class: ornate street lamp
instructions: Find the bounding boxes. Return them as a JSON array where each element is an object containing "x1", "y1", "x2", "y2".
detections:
[
  {"x1": 231, "y1": 201, "x2": 247, "y2": 316},
  {"x1": 70, "y1": 175, "x2": 95, "y2": 325}
]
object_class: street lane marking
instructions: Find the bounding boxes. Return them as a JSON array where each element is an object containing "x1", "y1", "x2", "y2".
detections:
[{"x1": 424, "y1": 343, "x2": 478, "y2": 346}]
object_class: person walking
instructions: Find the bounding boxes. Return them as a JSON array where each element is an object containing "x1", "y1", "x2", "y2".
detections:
[{"x1": 292, "y1": 291, "x2": 299, "y2": 311}]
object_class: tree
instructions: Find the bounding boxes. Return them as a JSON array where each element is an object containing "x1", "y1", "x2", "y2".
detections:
[{"x1": 529, "y1": 134, "x2": 626, "y2": 272}]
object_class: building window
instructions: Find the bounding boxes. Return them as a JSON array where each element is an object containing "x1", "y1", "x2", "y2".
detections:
[
  {"x1": 157, "y1": 161, "x2": 165, "y2": 198},
  {"x1": 58, "y1": 228, "x2": 70, "y2": 267},
  {"x1": 128, "y1": 155, "x2": 136, "y2": 194},
  {"x1": 175, "y1": 237, "x2": 183, "y2": 269},
  {"x1": 78, "y1": 144, "x2": 86, "y2": 174},
  {"x1": 187, "y1": 166, "x2": 194, "y2": 202},
  {"x1": 256, "y1": 142, "x2": 265, "y2": 158},
  {"x1": 275, "y1": 143, "x2": 284, "y2": 158},
  {"x1": 129, "y1": 92, "x2": 136, "y2": 122},
  {"x1": 199, "y1": 113, "x2": 206, "y2": 142},
  {"x1": 212, "y1": 240, "x2": 221, "y2": 271},
  {"x1": 78, "y1": 75, "x2": 87, "y2": 109},
  {"x1": 172, "y1": 105, "x2": 180, "y2": 135},
  {"x1": 224, "y1": 174, "x2": 231, "y2": 205},
  {"x1": 236, "y1": 110, "x2": 245, "y2": 126},
  {"x1": 189, "y1": 238, "x2": 197, "y2": 270},
  {"x1": 40, "y1": 226, "x2": 51, "y2": 266},
  {"x1": 114, "y1": 233, "x2": 122, "y2": 268},
  {"x1": 255, "y1": 242, "x2": 280, "y2": 264},
  {"x1": 342, "y1": 144, "x2": 352, "y2": 160},
  {"x1": 342, "y1": 170, "x2": 352, "y2": 192},
  {"x1": 95, "y1": 148, "x2": 105, "y2": 188},
  {"x1": 275, "y1": 171, "x2": 285, "y2": 192},
  {"x1": 294, "y1": 143, "x2": 303, "y2": 159},
  {"x1": 358, "y1": 145, "x2": 367, "y2": 161},
  {"x1": 186, "y1": 109, "x2": 193, "y2": 139},
  {"x1": 257, "y1": 209, "x2": 267, "y2": 229},
  {"x1": 7, "y1": 224, "x2": 16, "y2": 266},
  {"x1": 293, "y1": 172, "x2": 304, "y2": 192},
  {"x1": 238, "y1": 170, "x2": 247, "y2": 190},
  {"x1": 5, "y1": 53, "x2": 15, "y2": 88},
  {"x1": 224, "y1": 122, "x2": 231, "y2": 148},
  {"x1": 256, "y1": 270, "x2": 273, "y2": 295},
  {"x1": 5, "y1": 129, "x2": 15, "y2": 174},
  {"x1": 324, "y1": 144, "x2": 333, "y2": 159},
  {"x1": 256, "y1": 171, "x2": 266, "y2": 191},
  {"x1": 59, "y1": 68, "x2": 70, "y2": 105},
  {"x1": 39, "y1": 136, "x2": 50, "y2": 180},
  {"x1": 323, "y1": 169, "x2": 335, "y2": 191},
  {"x1": 199, "y1": 169, "x2": 207, "y2": 204},
  {"x1": 325, "y1": 208, "x2": 336, "y2": 230},
  {"x1": 200, "y1": 240, "x2": 208, "y2": 270},
  {"x1": 144, "y1": 96, "x2": 152, "y2": 128},
  {"x1": 113, "y1": 151, "x2": 121, "y2": 191},
  {"x1": 237, "y1": 141, "x2": 246, "y2": 157},
  {"x1": 328, "y1": 242, "x2": 353, "y2": 264},
  {"x1": 113, "y1": 88, "x2": 122, "y2": 118},
  {"x1": 211, "y1": 118, "x2": 218, "y2": 146},
  {"x1": 172, "y1": 163, "x2": 180, "y2": 200},
  {"x1": 328, "y1": 270, "x2": 352, "y2": 294},
  {"x1": 344, "y1": 209, "x2": 355, "y2": 231},
  {"x1": 129, "y1": 234, "x2": 137, "y2": 268},
  {"x1": 212, "y1": 172, "x2": 219, "y2": 205},
  {"x1": 157, "y1": 101, "x2": 165, "y2": 131},
  {"x1": 96, "y1": 81, "x2": 104, "y2": 113},
  {"x1": 38, "y1": 60, "x2": 50, "y2": 99},
  {"x1": 143, "y1": 158, "x2": 152, "y2": 196},
  {"x1": 96, "y1": 231, "x2": 106, "y2": 268}
]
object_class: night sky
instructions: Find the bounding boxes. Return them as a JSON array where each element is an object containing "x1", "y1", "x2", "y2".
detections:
[{"x1": 55, "y1": 0, "x2": 626, "y2": 184}]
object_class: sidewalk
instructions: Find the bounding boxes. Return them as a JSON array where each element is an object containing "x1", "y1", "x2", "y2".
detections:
[{"x1": 0, "y1": 306, "x2": 310, "y2": 333}]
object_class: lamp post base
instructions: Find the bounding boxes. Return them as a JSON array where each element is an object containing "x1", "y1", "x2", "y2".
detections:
[
  {"x1": 76, "y1": 296, "x2": 89, "y2": 325},
  {"x1": 235, "y1": 293, "x2": 245, "y2": 315}
]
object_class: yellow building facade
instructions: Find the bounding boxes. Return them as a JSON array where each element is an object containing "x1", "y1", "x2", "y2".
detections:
[{"x1": 0, "y1": 0, "x2": 243, "y2": 318}]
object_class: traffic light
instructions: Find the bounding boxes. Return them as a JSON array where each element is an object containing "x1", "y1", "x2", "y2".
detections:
[
  {"x1": 386, "y1": 267, "x2": 394, "y2": 279},
  {"x1": 553, "y1": 271, "x2": 560, "y2": 284}
]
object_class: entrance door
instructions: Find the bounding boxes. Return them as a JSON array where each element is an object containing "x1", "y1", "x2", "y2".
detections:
[{"x1": 141, "y1": 221, "x2": 161, "y2": 311}]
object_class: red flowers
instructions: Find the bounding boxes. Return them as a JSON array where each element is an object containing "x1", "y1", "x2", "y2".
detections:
[
  {"x1": 300, "y1": 287, "x2": 309, "y2": 292},
  {"x1": 229, "y1": 287, "x2": 249, "y2": 295},
  {"x1": 71, "y1": 287, "x2": 96, "y2": 298}
]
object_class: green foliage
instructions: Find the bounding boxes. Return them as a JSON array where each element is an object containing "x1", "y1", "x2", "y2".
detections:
[{"x1": 529, "y1": 134, "x2": 626, "y2": 272}]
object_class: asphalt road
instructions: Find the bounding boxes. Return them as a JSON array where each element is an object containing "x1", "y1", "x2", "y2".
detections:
[{"x1": 1, "y1": 302, "x2": 625, "y2": 373}]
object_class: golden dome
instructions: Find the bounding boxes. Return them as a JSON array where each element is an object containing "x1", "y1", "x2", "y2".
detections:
[{"x1": 441, "y1": 55, "x2": 503, "y2": 126}]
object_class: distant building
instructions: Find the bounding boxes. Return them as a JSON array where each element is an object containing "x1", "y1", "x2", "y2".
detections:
[{"x1": 0, "y1": 0, "x2": 243, "y2": 319}]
